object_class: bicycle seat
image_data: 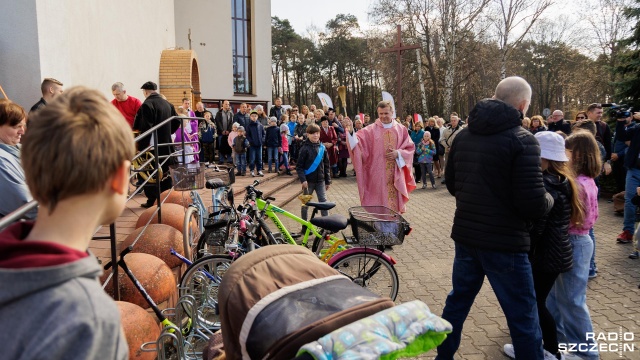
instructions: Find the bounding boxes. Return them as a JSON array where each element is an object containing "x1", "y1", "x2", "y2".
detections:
[
  {"x1": 306, "y1": 201, "x2": 336, "y2": 211},
  {"x1": 206, "y1": 178, "x2": 225, "y2": 189},
  {"x1": 310, "y1": 214, "x2": 348, "y2": 233}
]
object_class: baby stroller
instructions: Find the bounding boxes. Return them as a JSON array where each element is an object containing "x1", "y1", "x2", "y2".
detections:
[{"x1": 209, "y1": 245, "x2": 451, "y2": 360}]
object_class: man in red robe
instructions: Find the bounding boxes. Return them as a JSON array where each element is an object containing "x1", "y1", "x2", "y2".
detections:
[{"x1": 344, "y1": 101, "x2": 416, "y2": 213}]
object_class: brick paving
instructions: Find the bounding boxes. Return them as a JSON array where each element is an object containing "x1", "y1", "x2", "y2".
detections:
[
  {"x1": 276, "y1": 170, "x2": 640, "y2": 360},
  {"x1": 91, "y1": 164, "x2": 640, "y2": 359}
]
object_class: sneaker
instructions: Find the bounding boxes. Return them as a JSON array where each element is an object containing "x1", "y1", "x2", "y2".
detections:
[
  {"x1": 251, "y1": 171, "x2": 255, "y2": 177},
  {"x1": 432, "y1": 184, "x2": 436, "y2": 189},
  {"x1": 235, "y1": 171, "x2": 242, "y2": 176},
  {"x1": 441, "y1": 178, "x2": 446, "y2": 184},
  {"x1": 544, "y1": 350, "x2": 565, "y2": 360},
  {"x1": 258, "y1": 171, "x2": 264, "y2": 177},
  {"x1": 617, "y1": 230, "x2": 633, "y2": 243},
  {"x1": 421, "y1": 184, "x2": 427, "y2": 189},
  {"x1": 588, "y1": 269, "x2": 597, "y2": 279},
  {"x1": 286, "y1": 170, "x2": 293, "y2": 176},
  {"x1": 503, "y1": 344, "x2": 515, "y2": 359},
  {"x1": 416, "y1": 179, "x2": 421, "y2": 183},
  {"x1": 629, "y1": 250, "x2": 640, "y2": 259}
]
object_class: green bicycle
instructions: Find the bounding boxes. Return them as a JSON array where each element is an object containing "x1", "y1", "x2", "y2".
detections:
[{"x1": 245, "y1": 180, "x2": 410, "y2": 300}]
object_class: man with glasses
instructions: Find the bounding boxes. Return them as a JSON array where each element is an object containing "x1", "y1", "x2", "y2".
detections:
[{"x1": 547, "y1": 110, "x2": 571, "y2": 135}]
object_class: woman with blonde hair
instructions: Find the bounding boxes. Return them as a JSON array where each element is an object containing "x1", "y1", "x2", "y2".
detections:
[
  {"x1": 522, "y1": 117, "x2": 531, "y2": 130},
  {"x1": 530, "y1": 115, "x2": 547, "y2": 134}
]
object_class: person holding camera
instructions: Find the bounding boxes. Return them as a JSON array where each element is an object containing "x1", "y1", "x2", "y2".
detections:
[{"x1": 616, "y1": 112, "x2": 640, "y2": 244}]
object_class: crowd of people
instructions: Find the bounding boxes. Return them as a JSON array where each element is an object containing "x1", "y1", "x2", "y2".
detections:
[{"x1": 1, "y1": 75, "x2": 639, "y2": 360}]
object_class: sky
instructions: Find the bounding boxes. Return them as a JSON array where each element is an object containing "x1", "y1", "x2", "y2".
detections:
[{"x1": 271, "y1": 0, "x2": 376, "y2": 35}]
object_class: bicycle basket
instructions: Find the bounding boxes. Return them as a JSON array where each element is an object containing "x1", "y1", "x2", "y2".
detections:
[
  {"x1": 202, "y1": 206, "x2": 233, "y2": 246},
  {"x1": 169, "y1": 163, "x2": 205, "y2": 190},
  {"x1": 348, "y1": 206, "x2": 410, "y2": 246},
  {"x1": 205, "y1": 166, "x2": 235, "y2": 186}
]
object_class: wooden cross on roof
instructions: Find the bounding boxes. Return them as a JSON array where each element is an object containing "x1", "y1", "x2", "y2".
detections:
[{"x1": 380, "y1": 25, "x2": 420, "y2": 120}]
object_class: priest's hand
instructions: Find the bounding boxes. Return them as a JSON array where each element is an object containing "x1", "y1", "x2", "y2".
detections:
[{"x1": 385, "y1": 149, "x2": 399, "y2": 160}]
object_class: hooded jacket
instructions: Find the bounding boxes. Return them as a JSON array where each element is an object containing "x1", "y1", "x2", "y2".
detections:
[
  {"x1": 0, "y1": 222, "x2": 128, "y2": 360},
  {"x1": 445, "y1": 99, "x2": 553, "y2": 252},
  {"x1": 529, "y1": 172, "x2": 573, "y2": 273}
]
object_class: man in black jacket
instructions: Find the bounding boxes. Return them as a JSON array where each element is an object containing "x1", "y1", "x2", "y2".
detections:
[
  {"x1": 616, "y1": 112, "x2": 640, "y2": 243},
  {"x1": 133, "y1": 81, "x2": 180, "y2": 207},
  {"x1": 437, "y1": 77, "x2": 553, "y2": 360},
  {"x1": 547, "y1": 110, "x2": 571, "y2": 135}
]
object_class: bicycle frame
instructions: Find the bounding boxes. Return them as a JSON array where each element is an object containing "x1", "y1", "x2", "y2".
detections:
[{"x1": 255, "y1": 197, "x2": 324, "y2": 246}]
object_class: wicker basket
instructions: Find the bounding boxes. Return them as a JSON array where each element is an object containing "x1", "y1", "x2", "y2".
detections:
[
  {"x1": 169, "y1": 163, "x2": 205, "y2": 190},
  {"x1": 348, "y1": 206, "x2": 410, "y2": 246}
]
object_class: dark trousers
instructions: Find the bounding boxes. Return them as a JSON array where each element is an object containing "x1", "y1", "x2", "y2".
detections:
[
  {"x1": 338, "y1": 158, "x2": 348, "y2": 177},
  {"x1": 532, "y1": 267, "x2": 560, "y2": 355},
  {"x1": 612, "y1": 159, "x2": 627, "y2": 193},
  {"x1": 436, "y1": 243, "x2": 543, "y2": 360},
  {"x1": 142, "y1": 175, "x2": 172, "y2": 205}
]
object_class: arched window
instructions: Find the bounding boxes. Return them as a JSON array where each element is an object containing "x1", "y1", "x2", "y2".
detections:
[{"x1": 232, "y1": 0, "x2": 252, "y2": 94}]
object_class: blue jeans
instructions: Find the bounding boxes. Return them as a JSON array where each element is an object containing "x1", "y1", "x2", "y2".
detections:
[
  {"x1": 436, "y1": 243, "x2": 543, "y2": 360},
  {"x1": 281, "y1": 151, "x2": 289, "y2": 170},
  {"x1": 267, "y1": 147, "x2": 279, "y2": 171},
  {"x1": 588, "y1": 227, "x2": 596, "y2": 272},
  {"x1": 623, "y1": 168, "x2": 640, "y2": 232},
  {"x1": 546, "y1": 234, "x2": 598, "y2": 359},
  {"x1": 248, "y1": 146, "x2": 263, "y2": 171},
  {"x1": 235, "y1": 153, "x2": 247, "y2": 172}
]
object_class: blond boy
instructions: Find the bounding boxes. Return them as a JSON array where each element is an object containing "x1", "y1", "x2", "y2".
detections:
[{"x1": 0, "y1": 87, "x2": 133, "y2": 359}]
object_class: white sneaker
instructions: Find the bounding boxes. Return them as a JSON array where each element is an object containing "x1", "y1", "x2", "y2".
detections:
[
  {"x1": 258, "y1": 171, "x2": 264, "y2": 177},
  {"x1": 251, "y1": 171, "x2": 255, "y2": 177},
  {"x1": 503, "y1": 344, "x2": 515, "y2": 359},
  {"x1": 544, "y1": 349, "x2": 564, "y2": 360}
]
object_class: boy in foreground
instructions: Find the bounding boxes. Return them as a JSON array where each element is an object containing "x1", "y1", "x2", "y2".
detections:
[{"x1": 0, "y1": 87, "x2": 134, "y2": 359}]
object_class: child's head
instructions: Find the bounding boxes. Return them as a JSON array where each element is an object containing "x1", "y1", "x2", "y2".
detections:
[
  {"x1": 299, "y1": 114, "x2": 307, "y2": 123},
  {"x1": 307, "y1": 123, "x2": 320, "y2": 143},
  {"x1": 280, "y1": 124, "x2": 289, "y2": 135},
  {"x1": 204, "y1": 111, "x2": 212, "y2": 120},
  {"x1": 269, "y1": 116, "x2": 277, "y2": 126},
  {"x1": 281, "y1": 114, "x2": 289, "y2": 123},
  {"x1": 422, "y1": 132, "x2": 431, "y2": 141},
  {"x1": 535, "y1": 131, "x2": 569, "y2": 171},
  {"x1": 250, "y1": 110, "x2": 258, "y2": 121},
  {"x1": 237, "y1": 126, "x2": 245, "y2": 135},
  {"x1": 355, "y1": 119, "x2": 363, "y2": 129},
  {"x1": 232, "y1": 122, "x2": 240, "y2": 131},
  {"x1": 23, "y1": 87, "x2": 135, "y2": 218},
  {"x1": 176, "y1": 106, "x2": 188, "y2": 116},
  {"x1": 565, "y1": 131, "x2": 602, "y2": 178}
]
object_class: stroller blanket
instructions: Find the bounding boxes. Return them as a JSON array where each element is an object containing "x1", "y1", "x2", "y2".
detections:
[{"x1": 296, "y1": 300, "x2": 452, "y2": 360}]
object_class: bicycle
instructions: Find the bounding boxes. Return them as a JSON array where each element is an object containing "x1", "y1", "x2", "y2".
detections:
[
  {"x1": 177, "y1": 164, "x2": 235, "y2": 260},
  {"x1": 104, "y1": 246, "x2": 210, "y2": 359},
  {"x1": 245, "y1": 180, "x2": 410, "y2": 300}
]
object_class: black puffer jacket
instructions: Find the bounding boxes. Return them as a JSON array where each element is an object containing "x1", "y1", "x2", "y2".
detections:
[
  {"x1": 445, "y1": 99, "x2": 553, "y2": 252},
  {"x1": 529, "y1": 172, "x2": 573, "y2": 273}
]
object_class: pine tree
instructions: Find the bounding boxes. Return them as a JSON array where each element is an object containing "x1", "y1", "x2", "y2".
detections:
[{"x1": 614, "y1": 0, "x2": 640, "y2": 107}]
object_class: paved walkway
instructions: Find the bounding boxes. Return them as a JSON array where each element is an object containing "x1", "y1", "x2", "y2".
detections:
[
  {"x1": 276, "y1": 173, "x2": 640, "y2": 360},
  {"x1": 91, "y1": 165, "x2": 640, "y2": 359}
]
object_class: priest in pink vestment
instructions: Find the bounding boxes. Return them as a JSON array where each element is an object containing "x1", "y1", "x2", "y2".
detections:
[{"x1": 344, "y1": 101, "x2": 416, "y2": 213}]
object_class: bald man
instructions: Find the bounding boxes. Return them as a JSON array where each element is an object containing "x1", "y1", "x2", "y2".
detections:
[
  {"x1": 437, "y1": 76, "x2": 552, "y2": 360},
  {"x1": 547, "y1": 109, "x2": 571, "y2": 135}
]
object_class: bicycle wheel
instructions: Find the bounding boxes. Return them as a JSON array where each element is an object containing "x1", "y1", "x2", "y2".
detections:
[
  {"x1": 330, "y1": 251, "x2": 399, "y2": 300},
  {"x1": 178, "y1": 254, "x2": 234, "y2": 331}
]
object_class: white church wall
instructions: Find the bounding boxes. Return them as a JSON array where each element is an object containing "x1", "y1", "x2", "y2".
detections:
[
  {"x1": 174, "y1": 0, "x2": 272, "y2": 105},
  {"x1": 34, "y1": 0, "x2": 176, "y2": 106},
  {"x1": 0, "y1": 0, "x2": 44, "y2": 109}
]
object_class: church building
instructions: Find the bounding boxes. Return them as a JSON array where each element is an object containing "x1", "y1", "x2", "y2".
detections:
[{"x1": 0, "y1": 0, "x2": 272, "y2": 113}]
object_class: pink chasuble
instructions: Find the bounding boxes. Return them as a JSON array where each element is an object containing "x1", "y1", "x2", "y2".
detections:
[{"x1": 349, "y1": 119, "x2": 416, "y2": 213}]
